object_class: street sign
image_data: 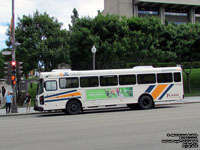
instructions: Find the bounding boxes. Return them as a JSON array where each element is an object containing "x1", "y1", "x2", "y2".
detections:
[{"x1": 1, "y1": 51, "x2": 12, "y2": 56}]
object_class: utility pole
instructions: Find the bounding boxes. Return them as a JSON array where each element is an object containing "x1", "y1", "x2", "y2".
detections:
[{"x1": 11, "y1": 0, "x2": 18, "y2": 113}]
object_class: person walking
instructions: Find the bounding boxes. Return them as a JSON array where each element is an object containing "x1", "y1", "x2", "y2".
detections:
[
  {"x1": 24, "y1": 93, "x2": 31, "y2": 113},
  {"x1": 5, "y1": 91, "x2": 13, "y2": 114}
]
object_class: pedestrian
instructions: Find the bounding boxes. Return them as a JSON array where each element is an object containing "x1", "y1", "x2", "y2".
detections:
[
  {"x1": 0, "y1": 88, "x2": 1, "y2": 107},
  {"x1": 24, "y1": 93, "x2": 31, "y2": 112},
  {"x1": 2, "y1": 86, "x2": 6, "y2": 100},
  {"x1": 4, "y1": 91, "x2": 13, "y2": 114}
]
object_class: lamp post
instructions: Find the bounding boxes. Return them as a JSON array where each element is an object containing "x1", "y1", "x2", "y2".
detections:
[{"x1": 91, "y1": 45, "x2": 97, "y2": 70}]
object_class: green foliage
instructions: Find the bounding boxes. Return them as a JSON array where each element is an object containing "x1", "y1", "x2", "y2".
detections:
[
  {"x1": 69, "y1": 8, "x2": 79, "y2": 30},
  {"x1": 126, "y1": 17, "x2": 176, "y2": 64},
  {"x1": 69, "y1": 14, "x2": 180, "y2": 70},
  {"x1": 173, "y1": 23, "x2": 200, "y2": 63},
  {"x1": 6, "y1": 11, "x2": 70, "y2": 75},
  {"x1": 3, "y1": 9, "x2": 200, "y2": 73},
  {"x1": 183, "y1": 68, "x2": 200, "y2": 95},
  {"x1": 28, "y1": 82, "x2": 38, "y2": 106},
  {"x1": 0, "y1": 53, "x2": 5, "y2": 78}
]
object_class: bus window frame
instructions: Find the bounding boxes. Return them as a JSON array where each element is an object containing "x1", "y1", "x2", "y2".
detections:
[
  {"x1": 137, "y1": 73, "x2": 156, "y2": 84},
  {"x1": 173, "y1": 72, "x2": 182, "y2": 82},
  {"x1": 100, "y1": 75, "x2": 118, "y2": 87},
  {"x1": 80, "y1": 76, "x2": 99, "y2": 88},
  {"x1": 157, "y1": 73, "x2": 173, "y2": 83},
  {"x1": 119, "y1": 74, "x2": 136, "y2": 85},
  {"x1": 59, "y1": 77, "x2": 79, "y2": 89},
  {"x1": 37, "y1": 79, "x2": 44, "y2": 95},
  {"x1": 44, "y1": 80, "x2": 57, "y2": 91}
]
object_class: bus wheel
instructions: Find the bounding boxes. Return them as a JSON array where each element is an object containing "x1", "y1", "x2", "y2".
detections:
[
  {"x1": 138, "y1": 95, "x2": 154, "y2": 110},
  {"x1": 66, "y1": 100, "x2": 81, "y2": 115},
  {"x1": 127, "y1": 104, "x2": 138, "y2": 110}
]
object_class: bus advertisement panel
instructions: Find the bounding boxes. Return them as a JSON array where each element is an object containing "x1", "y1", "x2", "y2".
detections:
[{"x1": 86, "y1": 87, "x2": 133, "y2": 100}]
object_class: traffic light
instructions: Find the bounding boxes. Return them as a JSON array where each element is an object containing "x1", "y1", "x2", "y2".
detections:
[
  {"x1": 11, "y1": 60, "x2": 16, "y2": 69},
  {"x1": 4, "y1": 61, "x2": 11, "y2": 85},
  {"x1": 4, "y1": 61, "x2": 11, "y2": 75},
  {"x1": 11, "y1": 60, "x2": 16, "y2": 85},
  {"x1": 16, "y1": 61, "x2": 23, "y2": 81}
]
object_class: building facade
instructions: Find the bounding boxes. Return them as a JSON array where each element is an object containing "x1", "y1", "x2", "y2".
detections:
[{"x1": 103, "y1": 0, "x2": 200, "y2": 24}]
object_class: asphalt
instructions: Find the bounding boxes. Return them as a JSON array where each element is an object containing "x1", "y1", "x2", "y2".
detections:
[{"x1": 0, "y1": 96, "x2": 200, "y2": 116}]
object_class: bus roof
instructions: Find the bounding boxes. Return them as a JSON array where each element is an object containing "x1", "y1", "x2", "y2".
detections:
[{"x1": 39, "y1": 66, "x2": 182, "y2": 79}]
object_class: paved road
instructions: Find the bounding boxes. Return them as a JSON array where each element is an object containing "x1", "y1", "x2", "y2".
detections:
[{"x1": 0, "y1": 103, "x2": 199, "y2": 150}]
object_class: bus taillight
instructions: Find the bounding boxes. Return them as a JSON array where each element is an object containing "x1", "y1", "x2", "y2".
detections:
[{"x1": 40, "y1": 96, "x2": 44, "y2": 105}]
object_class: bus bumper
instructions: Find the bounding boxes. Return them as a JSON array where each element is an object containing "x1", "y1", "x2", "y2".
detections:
[{"x1": 34, "y1": 106, "x2": 44, "y2": 112}]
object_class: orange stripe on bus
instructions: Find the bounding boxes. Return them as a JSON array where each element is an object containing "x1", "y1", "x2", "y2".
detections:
[
  {"x1": 151, "y1": 84, "x2": 168, "y2": 100},
  {"x1": 47, "y1": 92, "x2": 81, "y2": 100},
  {"x1": 58, "y1": 92, "x2": 81, "y2": 99}
]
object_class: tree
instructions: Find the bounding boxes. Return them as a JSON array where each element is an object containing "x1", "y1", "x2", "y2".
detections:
[
  {"x1": 69, "y1": 14, "x2": 130, "y2": 70},
  {"x1": 173, "y1": 23, "x2": 200, "y2": 93},
  {"x1": 6, "y1": 11, "x2": 70, "y2": 75},
  {"x1": 69, "y1": 8, "x2": 79, "y2": 30},
  {"x1": 69, "y1": 14, "x2": 180, "y2": 70},
  {"x1": 0, "y1": 53, "x2": 5, "y2": 78},
  {"x1": 69, "y1": 17, "x2": 94, "y2": 70},
  {"x1": 125, "y1": 17, "x2": 177, "y2": 66}
]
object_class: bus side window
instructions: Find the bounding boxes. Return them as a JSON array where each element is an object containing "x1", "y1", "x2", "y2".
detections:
[
  {"x1": 59, "y1": 77, "x2": 79, "y2": 89},
  {"x1": 45, "y1": 80, "x2": 57, "y2": 91},
  {"x1": 157, "y1": 73, "x2": 173, "y2": 83},
  {"x1": 137, "y1": 74, "x2": 156, "y2": 84},
  {"x1": 80, "y1": 76, "x2": 99, "y2": 88},
  {"x1": 119, "y1": 74, "x2": 136, "y2": 85},
  {"x1": 174, "y1": 72, "x2": 181, "y2": 82},
  {"x1": 100, "y1": 75, "x2": 118, "y2": 86}
]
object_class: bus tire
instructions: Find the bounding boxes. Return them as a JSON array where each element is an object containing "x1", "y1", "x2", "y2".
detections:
[
  {"x1": 138, "y1": 95, "x2": 154, "y2": 110},
  {"x1": 66, "y1": 100, "x2": 81, "y2": 115},
  {"x1": 127, "y1": 104, "x2": 138, "y2": 110}
]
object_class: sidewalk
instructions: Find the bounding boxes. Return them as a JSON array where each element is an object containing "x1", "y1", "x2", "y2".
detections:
[
  {"x1": 0, "y1": 106, "x2": 37, "y2": 116},
  {"x1": 0, "y1": 96, "x2": 200, "y2": 116}
]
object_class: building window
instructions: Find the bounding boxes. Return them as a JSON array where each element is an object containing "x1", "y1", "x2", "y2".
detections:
[
  {"x1": 138, "y1": 10, "x2": 158, "y2": 15},
  {"x1": 165, "y1": 12, "x2": 188, "y2": 16},
  {"x1": 138, "y1": 7, "x2": 159, "y2": 15},
  {"x1": 168, "y1": 21, "x2": 186, "y2": 25},
  {"x1": 195, "y1": 14, "x2": 200, "y2": 17},
  {"x1": 165, "y1": 9, "x2": 188, "y2": 17}
]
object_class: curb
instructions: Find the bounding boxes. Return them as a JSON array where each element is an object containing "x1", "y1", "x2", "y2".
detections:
[
  {"x1": 1, "y1": 100, "x2": 200, "y2": 117},
  {"x1": 0, "y1": 112, "x2": 43, "y2": 117},
  {"x1": 156, "y1": 101, "x2": 200, "y2": 106}
]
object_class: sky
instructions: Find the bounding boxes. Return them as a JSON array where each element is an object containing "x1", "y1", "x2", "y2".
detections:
[{"x1": 0, "y1": 0, "x2": 104, "y2": 51}]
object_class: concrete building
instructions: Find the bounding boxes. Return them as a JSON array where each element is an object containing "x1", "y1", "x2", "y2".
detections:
[{"x1": 103, "y1": 0, "x2": 200, "y2": 24}]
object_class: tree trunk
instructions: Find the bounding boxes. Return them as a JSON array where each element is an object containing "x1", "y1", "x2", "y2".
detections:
[
  {"x1": 186, "y1": 73, "x2": 192, "y2": 93},
  {"x1": 183, "y1": 65, "x2": 192, "y2": 94}
]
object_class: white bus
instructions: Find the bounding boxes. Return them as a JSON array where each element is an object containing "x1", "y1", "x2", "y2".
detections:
[{"x1": 34, "y1": 66, "x2": 184, "y2": 114}]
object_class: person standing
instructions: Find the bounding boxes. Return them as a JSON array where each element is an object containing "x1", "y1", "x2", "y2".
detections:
[
  {"x1": 5, "y1": 91, "x2": 13, "y2": 114},
  {"x1": 25, "y1": 93, "x2": 31, "y2": 112},
  {"x1": 2, "y1": 86, "x2": 6, "y2": 100},
  {"x1": 0, "y1": 88, "x2": 1, "y2": 107}
]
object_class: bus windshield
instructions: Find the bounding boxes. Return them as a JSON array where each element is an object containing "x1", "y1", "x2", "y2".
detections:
[{"x1": 37, "y1": 79, "x2": 44, "y2": 95}]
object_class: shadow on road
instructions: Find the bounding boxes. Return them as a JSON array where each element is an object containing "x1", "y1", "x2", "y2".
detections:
[{"x1": 35, "y1": 105, "x2": 180, "y2": 118}]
